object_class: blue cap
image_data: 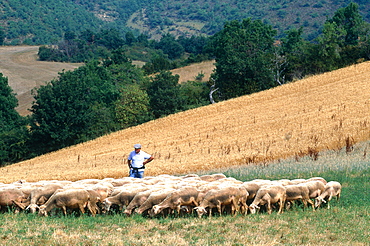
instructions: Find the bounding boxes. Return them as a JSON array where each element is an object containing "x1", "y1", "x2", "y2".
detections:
[{"x1": 134, "y1": 144, "x2": 142, "y2": 149}]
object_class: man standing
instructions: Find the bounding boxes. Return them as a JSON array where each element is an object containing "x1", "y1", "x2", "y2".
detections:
[{"x1": 127, "y1": 144, "x2": 154, "y2": 178}]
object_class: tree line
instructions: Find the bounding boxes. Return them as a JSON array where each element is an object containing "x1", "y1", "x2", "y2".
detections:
[{"x1": 1, "y1": 3, "x2": 370, "y2": 166}]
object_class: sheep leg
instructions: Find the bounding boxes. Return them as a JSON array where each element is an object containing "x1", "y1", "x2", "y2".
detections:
[
  {"x1": 336, "y1": 193, "x2": 341, "y2": 201},
  {"x1": 277, "y1": 198, "x2": 284, "y2": 214},
  {"x1": 267, "y1": 201, "x2": 272, "y2": 215},
  {"x1": 302, "y1": 199, "x2": 308, "y2": 210},
  {"x1": 87, "y1": 201, "x2": 96, "y2": 217},
  {"x1": 217, "y1": 203, "x2": 222, "y2": 215},
  {"x1": 79, "y1": 204, "x2": 86, "y2": 215},
  {"x1": 231, "y1": 198, "x2": 239, "y2": 216},
  {"x1": 327, "y1": 195, "x2": 333, "y2": 209},
  {"x1": 307, "y1": 199, "x2": 315, "y2": 211}
]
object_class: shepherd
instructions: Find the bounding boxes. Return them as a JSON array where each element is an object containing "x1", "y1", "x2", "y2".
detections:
[{"x1": 127, "y1": 144, "x2": 154, "y2": 178}]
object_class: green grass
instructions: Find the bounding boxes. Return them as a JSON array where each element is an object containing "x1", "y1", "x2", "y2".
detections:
[{"x1": 0, "y1": 143, "x2": 369, "y2": 245}]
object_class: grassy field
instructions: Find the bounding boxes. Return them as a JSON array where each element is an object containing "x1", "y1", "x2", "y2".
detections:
[{"x1": 0, "y1": 142, "x2": 368, "y2": 246}]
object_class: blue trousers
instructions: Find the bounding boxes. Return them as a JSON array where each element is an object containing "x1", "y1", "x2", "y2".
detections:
[{"x1": 129, "y1": 169, "x2": 144, "y2": 178}]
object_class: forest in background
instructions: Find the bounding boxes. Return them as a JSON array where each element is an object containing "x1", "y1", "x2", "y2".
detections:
[{"x1": 1, "y1": 0, "x2": 370, "y2": 44}]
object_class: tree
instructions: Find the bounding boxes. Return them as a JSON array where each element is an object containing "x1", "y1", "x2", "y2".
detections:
[
  {"x1": 0, "y1": 73, "x2": 30, "y2": 165},
  {"x1": 316, "y1": 21, "x2": 347, "y2": 71},
  {"x1": 328, "y1": 3, "x2": 364, "y2": 46},
  {"x1": 178, "y1": 35, "x2": 209, "y2": 54},
  {"x1": 80, "y1": 29, "x2": 96, "y2": 44},
  {"x1": 115, "y1": 84, "x2": 152, "y2": 128},
  {"x1": 0, "y1": 126, "x2": 31, "y2": 166},
  {"x1": 96, "y1": 29, "x2": 125, "y2": 50},
  {"x1": 136, "y1": 33, "x2": 149, "y2": 46},
  {"x1": 281, "y1": 27, "x2": 317, "y2": 79},
  {"x1": 314, "y1": 3, "x2": 368, "y2": 71},
  {"x1": 179, "y1": 80, "x2": 209, "y2": 109},
  {"x1": 29, "y1": 61, "x2": 120, "y2": 152},
  {"x1": 64, "y1": 31, "x2": 76, "y2": 41},
  {"x1": 103, "y1": 48, "x2": 131, "y2": 67},
  {"x1": 125, "y1": 31, "x2": 136, "y2": 45},
  {"x1": 155, "y1": 34, "x2": 185, "y2": 60},
  {"x1": 142, "y1": 54, "x2": 173, "y2": 75},
  {"x1": 0, "y1": 28, "x2": 5, "y2": 45},
  {"x1": 147, "y1": 71, "x2": 183, "y2": 118},
  {"x1": 0, "y1": 73, "x2": 22, "y2": 132},
  {"x1": 211, "y1": 18, "x2": 277, "y2": 99}
]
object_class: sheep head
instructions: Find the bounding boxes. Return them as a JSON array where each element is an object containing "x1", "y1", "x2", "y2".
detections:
[
  {"x1": 314, "y1": 196, "x2": 326, "y2": 208},
  {"x1": 194, "y1": 206, "x2": 207, "y2": 218},
  {"x1": 249, "y1": 204, "x2": 260, "y2": 214},
  {"x1": 38, "y1": 205, "x2": 48, "y2": 217}
]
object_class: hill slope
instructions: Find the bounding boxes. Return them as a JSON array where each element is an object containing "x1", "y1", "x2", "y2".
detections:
[
  {"x1": 125, "y1": 0, "x2": 370, "y2": 40},
  {"x1": 1, "y1": 0, "x2": 370, "y2": 43},
  {"x1": 1, "y1": 62, "x2": 369, "y2": 183},
  {"x1": 0, "y1": 46, "x2": 213, "y2": 116},
  {"x1": 0, "y1": 46, "x2": 83, "y2": 116}
]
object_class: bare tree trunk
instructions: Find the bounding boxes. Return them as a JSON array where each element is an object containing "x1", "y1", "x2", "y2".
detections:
[{"x1": 209, "y1": 79, "x2": 219, "y2": 104}]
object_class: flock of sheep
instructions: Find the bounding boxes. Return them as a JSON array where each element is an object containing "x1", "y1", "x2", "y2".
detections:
[{"x1": 0, "y1": 173, "x2": 342, "y2": 217}]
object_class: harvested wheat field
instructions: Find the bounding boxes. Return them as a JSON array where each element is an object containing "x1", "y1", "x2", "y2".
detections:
[
  {"x1": 170, "y1": 60, "x2": 215, "y2": 83},
  {"x1": 1, "y1": 62, "x2": 370, "y2": 183},
  {"x1": 0, "y1": 46, "x2": 83, "y2": 116}
]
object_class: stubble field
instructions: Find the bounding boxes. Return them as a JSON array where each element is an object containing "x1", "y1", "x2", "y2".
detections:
[
  {"x1": 0, "y1": 46, "x2": 82, "y2": 116},
  {"x1": 0, "y1": 59, "x2": 369, "y2": 183}
]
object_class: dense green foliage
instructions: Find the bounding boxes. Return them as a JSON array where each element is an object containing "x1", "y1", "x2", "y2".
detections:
[
  {"x1": 211, "y1": 19, "x2": 277, "y2": 99},
  {"x1": 2, "y1": 0, "x2": 370, "y2": 44},
  {"x1": 38, "y1": 30, "x2": 213, "y2": 71},
  {"x1": 29, "y1": 61, "x2": 120, "y2": 153},
  {"x1": 0, "y1": 73, "x2": 20, "y2": 132},
  {"x1": 0, "y1": 0, "x2": 104, "y2": 45},
  {"x1": 147, "y1": 71, "x2": 184, "y2": 118},
  {"x1": 37, "y1": 29, "x2": 125, "y2": 63},
  {"x1": 0, "y1": 74, "x2": 29, "y2": 165},
  {"x1": 115, "y1": 84, "x2": 152, "y2": 129}
]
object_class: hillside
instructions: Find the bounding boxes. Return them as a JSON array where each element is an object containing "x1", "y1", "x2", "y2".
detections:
[
  {"x1": 0, "y1": 46, "x2": 83, "y2": 116},
  {"x1": 1, "y1": 0, "x2": 370, "y2": 43},
  {"x1": 1, "y1": 61, "x2": 369, "y2": 183},
  {"x1": 0, "y1": 46, "x2": 214, "y2": 116},
  {"x1": 125, "y1": 0, "x2": 370, "y2": 40}
]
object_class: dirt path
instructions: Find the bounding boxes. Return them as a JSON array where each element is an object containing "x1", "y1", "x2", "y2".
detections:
[{"x1": 0, "y1": 46, "x2": 82, "y2": 115}]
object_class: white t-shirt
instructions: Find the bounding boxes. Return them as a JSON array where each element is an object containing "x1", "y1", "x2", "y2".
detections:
[{"x1": 128, "y1": 150, "x2": 151, "y2": 168}]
